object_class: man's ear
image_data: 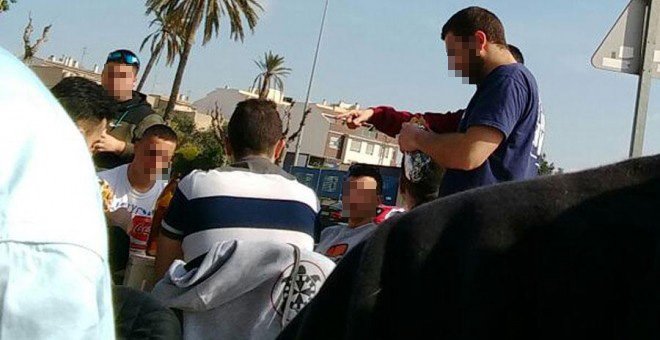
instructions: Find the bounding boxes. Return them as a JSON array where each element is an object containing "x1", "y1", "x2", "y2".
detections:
[
  {"x1": 474, "y1": 30, "x2": 488, "y2": 53},
  {"x1": 224, "y1": 137, "x2": 234, "y2": 160},
  {"x1": 273, "y1": 138, "x2": 287, "y2": 160}
]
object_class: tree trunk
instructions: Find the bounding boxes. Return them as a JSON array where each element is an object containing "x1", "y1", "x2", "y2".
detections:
[
  {"x1": 258, "y1": 74, "x2": 270, "y2": 99},
  {"x1": 163, "y1": 41, "x2": 190, "y2": 121},
  {"x1": 164, "y1": 8, "x2": 202, "y2": 121},
  {"x1": 136, "y1": 43, "x2": 162, "y2": 92}
]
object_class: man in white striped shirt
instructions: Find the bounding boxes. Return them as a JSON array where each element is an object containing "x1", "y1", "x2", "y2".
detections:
[{"x1": 152, "y1": 99, "x2": 334, "y2": 339}]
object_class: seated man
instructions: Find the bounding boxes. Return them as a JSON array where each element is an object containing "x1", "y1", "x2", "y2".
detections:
[
  {"x1": 99, "y1": 125, "x2": 177, "y2": 259},
  {"x1": 0, "y1": 47, "x2": 114, "y2": 338},
  {"x1": 152, "y1": 99, "x2": 335, "y2": 339},
  {"x1": 51, "y1": 77, "x2": 181, "y2": 338},
  {"x1": 315, "y1": 164, "x2": 382, "y2": 263},
  {"x1": 51, "y1": 76, "x2": 117, "y2": 153}
]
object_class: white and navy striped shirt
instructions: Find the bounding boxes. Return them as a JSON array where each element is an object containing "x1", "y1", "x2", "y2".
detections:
[{"x1": 162, "y1": 156, "x2": 320, "y2": 261}]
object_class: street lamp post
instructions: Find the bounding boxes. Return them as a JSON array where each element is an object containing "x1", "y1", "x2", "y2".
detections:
[{"x1": 293, "y1": 0, "x2": 330, "y2": 167}]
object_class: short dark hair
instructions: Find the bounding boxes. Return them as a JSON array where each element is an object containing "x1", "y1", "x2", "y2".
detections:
[
  {"x1": 507, "y1": 44, "x2": 524, "y2": 64},
  {"x1": 347, "y1": 164, "x2": 383, "y2": 195},
  {"x1": 441, "y1": 7, "x2": 507, "y2": 46},
  {"x1": 399, "y1": 161, "x2": 444, "y2": 208},
  {"x1": 228, "y1": 99, "x2": 283, "y2": 160},
  {"x1": 51, "y1": 76, "x2": 116, "y2": 123},
  {"x1": 139, "y1": 124, "x2": 178, "y2": 144}
]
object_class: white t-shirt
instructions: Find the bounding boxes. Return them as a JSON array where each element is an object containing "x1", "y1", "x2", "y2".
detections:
[
  {"x1": 315, "y1": 222, "x2": 377, "y2": 263},
  {"x1": 98, "y1": 164, "x2": 167, "y2": 255}
]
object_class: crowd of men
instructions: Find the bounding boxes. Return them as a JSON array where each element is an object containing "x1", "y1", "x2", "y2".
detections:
[{"x1": 1, "y1": 5, "x2": 658, "y2": 340}]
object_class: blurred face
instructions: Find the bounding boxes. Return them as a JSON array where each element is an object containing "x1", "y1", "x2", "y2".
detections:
[
  {"x1": 77, "y1": 118, "x2": 107, "y2": 154},
  {"x1": 342, "y1": 176, "x2": 380, "y2": 220},
  {"x1": 102, "y1": 63, "x2": 136, "y2": 100},
  {"x1": 133, "y1": 135, "x2": 176, "y2": 179},
  {"x1": 444, "y1": 32, "x2": 485, "y2": 84}
]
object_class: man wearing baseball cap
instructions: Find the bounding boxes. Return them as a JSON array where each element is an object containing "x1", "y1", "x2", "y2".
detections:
[{"x1": 94, "y1": 49, "x2": 165, "y2": 170}]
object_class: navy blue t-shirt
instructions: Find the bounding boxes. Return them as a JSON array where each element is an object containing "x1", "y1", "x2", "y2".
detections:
[{"x1": 440, "y1": 63, "x2": 541, "y2": 196}]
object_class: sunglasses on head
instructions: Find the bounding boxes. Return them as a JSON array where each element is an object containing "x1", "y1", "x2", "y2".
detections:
[{"x1": 106, "y1": 50, "x2": 140, "y2": 68}]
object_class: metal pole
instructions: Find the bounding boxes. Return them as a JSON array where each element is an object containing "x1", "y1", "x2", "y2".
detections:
[
  {"x1": 630, "y1": 0, "x2": 659, "y2": 157},
  {"x1": 293, "y1": 0, "x2": 330, "y2": 166}
]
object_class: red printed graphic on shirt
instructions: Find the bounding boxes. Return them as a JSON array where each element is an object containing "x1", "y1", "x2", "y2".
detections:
[
  {"x1": 325, "y1": 244, "x2": 349, "y2": 258},
  {"x1": 130, "y1": 215, "x2": 153, "y2": 251}
]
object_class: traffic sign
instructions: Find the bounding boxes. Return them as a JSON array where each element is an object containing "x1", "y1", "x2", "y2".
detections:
[
  {"x1": 592, "y1": 0, "x2": 660, "y2": 157},
  {"x1": 592, "y1": 0, "x2": 646, "y2": 75}
]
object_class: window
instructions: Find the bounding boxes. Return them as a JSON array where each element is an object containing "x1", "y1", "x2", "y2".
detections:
[
  {"x1": 350, "y1": 140, "x2": 362, "y2": 152},
  {"x1": 366, "y1": 143, "x2": 375, "y2": 155},
  {"x1": 328, "y1": 136, "x2": 341, "y2": 150}
]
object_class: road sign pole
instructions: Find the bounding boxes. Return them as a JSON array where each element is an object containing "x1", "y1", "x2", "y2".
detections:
[{"x1": 631, "y1": 0, "x2": 660, "y2": 157}]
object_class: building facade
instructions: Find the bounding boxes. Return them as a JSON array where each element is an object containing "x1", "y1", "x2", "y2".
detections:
[
  {"x1": 193, "y1": 87, "x2": 402, "y2": 169},
  {"x1": 29, "y1": 55, "x2": 102, "y2": 88}
]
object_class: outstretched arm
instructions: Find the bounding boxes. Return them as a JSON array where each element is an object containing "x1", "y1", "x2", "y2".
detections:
[{"x1": 337, "y1": 107, "x2": 463, "y2": 137}]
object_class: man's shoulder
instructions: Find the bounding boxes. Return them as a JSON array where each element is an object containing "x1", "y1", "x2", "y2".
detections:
[
  {"x1": 320, "y1": 224, "x2": 348, "y2": 239},
  {"x1": 122, "y1": 92, "x2": 157, "y2": 123},
  {"x1": 494, "y1": 64, "x2": 537, "y2": 90},
  {"x1": 178, "y1": 167, "x2": 318, "y2": 208},
  {"x1": 97, "y1": 164, "x2": 127, "y2": 184}
]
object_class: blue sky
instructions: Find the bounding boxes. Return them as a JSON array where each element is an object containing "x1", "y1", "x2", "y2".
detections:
[{"x1": 1, "y1": 0, "x2": 659, "y2": 171}]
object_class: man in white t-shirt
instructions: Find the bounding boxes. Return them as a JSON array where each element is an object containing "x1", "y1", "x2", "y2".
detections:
[
  {"x1": 99, "y1": 124, "x2": 177, "y2": 256},
  {"x1": 316, "y1": 164, "x2": 383, "y2": 262}
]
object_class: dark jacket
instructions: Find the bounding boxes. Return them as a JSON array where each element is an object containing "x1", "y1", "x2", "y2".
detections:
[
  {"x1": 280, "y1": 154, "x2": 660, "y2": 340},
  {"x1": 94, "y1": 91, "x2": 164, "y2": 170},
  {"x1": 113, "y1": 285, "x2": 182, "y2": 340}
]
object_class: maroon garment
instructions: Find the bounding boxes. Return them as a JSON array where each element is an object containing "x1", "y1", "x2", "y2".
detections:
[{"x1": 368, "y1": 106, "x2": 463, "y2": 137}]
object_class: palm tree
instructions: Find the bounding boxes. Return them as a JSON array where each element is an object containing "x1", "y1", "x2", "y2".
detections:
[
  {"x1": 146, "y1": 0, "x2": 263, "y2": 121},
  {"x1": 137, "y1": 8, "x2": 184, "y2": 92},
  {"x1": 251, "y1": 51, "x2": 291, "y2": 99}
]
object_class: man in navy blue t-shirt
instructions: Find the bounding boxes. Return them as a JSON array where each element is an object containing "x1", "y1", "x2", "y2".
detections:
[
  {"x1": 398, "y1": 6, "x2": 541, "y2": 196},
  {"x1": 340, "y1": 7, "x2": 542, "y2": 197}
]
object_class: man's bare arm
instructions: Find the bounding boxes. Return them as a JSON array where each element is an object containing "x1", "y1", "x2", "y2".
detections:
[
  {"x1": 154, "y1": 233, "x2": 183, "y2": 280},
  {"x1": 399, "y1": 123, "x2": 503, "y2": 171}
]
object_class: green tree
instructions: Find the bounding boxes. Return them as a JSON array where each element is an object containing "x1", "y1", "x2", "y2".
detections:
[
  {"x1": 0, "y1": 0, "x2": 17, "y2": 13},
  {"x1": 538, "y1": 153, "x2": 563, "y2": 176},
  {"x1": 138, "y1": 7, "x2": 184, "y2": 92},
  {"x1": 146, "y1": 0, "x2": 263, "y2": 120},
  {"x1": 251, "y1": 51, "x2": 291, "y2": 99},
  {"x1": 170, "y1": 114, "x2": 228, "y2": 176}
]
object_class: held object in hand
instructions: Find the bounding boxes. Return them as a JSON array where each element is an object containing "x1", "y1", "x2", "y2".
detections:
[{"x1": 403, "y1": 116, "x2": 433, "y2": 183}]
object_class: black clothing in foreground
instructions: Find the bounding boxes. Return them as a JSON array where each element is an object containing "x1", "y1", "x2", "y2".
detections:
[
  {"x1": 113, "y1": 285, "x2": 181, "y2": 340},
  {"x1": 280, "y1": 155, "x2": 660, "y2": 340}
]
